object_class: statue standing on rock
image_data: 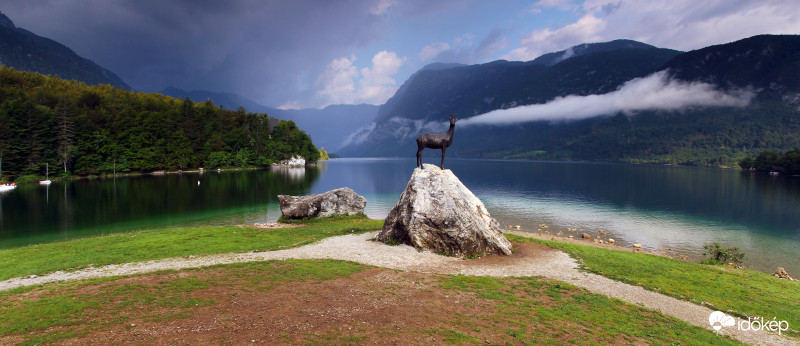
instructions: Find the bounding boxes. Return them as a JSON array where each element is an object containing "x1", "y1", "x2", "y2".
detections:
[{"x1": 416, "y1": 115, "x2": 457, "y2": 169}]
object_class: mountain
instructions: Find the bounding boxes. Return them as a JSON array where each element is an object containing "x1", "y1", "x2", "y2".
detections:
[
  {"x1": 529, "y1": 39, "x2": 659, "y2": 66},
  {"x1": 375, "y1": 39, "x2": 677, "y2": 124},
  {"x1": 161, "y1": 87, "x2": 378, "y2": 152},
  {"x1": 0, "y1": 11, "x2": 131, "y2": 89},
  {"x1": 0, "y1": 67, "x2": 319, "y2": 180},
  {"x1": 340, "y1": 35, "x2": 800, "y2": 166},
  {"x1": 160, "y1": 87, "x2": 270, "y2": 113},
  {"x1": 268, "y1": 105, "x2": 378, "y2": 152},
  {"x1": 663, "y1": 34, "x2": 800, "y2": 95}
]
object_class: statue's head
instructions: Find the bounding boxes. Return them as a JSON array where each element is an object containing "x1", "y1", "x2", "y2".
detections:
[{"x1": 449, "y1": 114, "x2": 458, "y2": 126}]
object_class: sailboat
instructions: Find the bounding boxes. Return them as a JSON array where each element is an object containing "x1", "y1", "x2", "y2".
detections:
[
  {"x1": 0, "y1": 151, "x2": 16, "y2": 192},
  {"x1": 39, "y1": 163, "x2": 52, "y2": 185}
]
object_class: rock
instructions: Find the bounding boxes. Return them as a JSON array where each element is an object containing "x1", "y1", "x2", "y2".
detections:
[
  {"x1": 773, "y1": 267, "x2": 795, "y2": 281},
  {"x1": 607, "y1": 238, "x2": 615, "y2": 244},
  {"x1": 280, "y1": 156, "x2": 306, "y2": 167},
  {"x1": 633, "y1": 244, "x2": 643, "y2": 249},
  {"x1": 376, "y1": 164, "x2": 512, "y2": 257},
  {"x1": 278, "y1": 187, "x2": 366, "y2": 219},
  {"x1": 581, "y1": 233, "x2": 591, "y2": 240}
]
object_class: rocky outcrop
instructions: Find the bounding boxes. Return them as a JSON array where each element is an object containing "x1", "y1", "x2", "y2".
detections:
[
  {"x1": 278, "y1": 188, "x2": 366, "y2": 219},
  {"x1": 773, "y1": 267, "x2": 795, "y2": 281},
  {"x1": 376, "y1": 164, "x2": 512, "y2": 257}
]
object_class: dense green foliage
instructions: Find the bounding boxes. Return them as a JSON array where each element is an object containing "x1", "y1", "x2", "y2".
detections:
[
  {"x1": 739, "y1": 148, "x2": 800, "y2": 174},
  {"x1": 0, "y1": 67, "x2": 319, "y2": 182},
  {"x1": 318, "y1": 147, "x2": 329, "y2": 161},
  {"x1": 701, "y1": 242, "x2": 746, "y2": 267}
]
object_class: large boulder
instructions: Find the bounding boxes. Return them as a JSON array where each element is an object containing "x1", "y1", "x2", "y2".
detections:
[
  {"x1": 278, "y1": 187, "x2": 366, "y2": 219},
  {"x1": 376, "y1": 164, "x2": 512, "y2": 257}
]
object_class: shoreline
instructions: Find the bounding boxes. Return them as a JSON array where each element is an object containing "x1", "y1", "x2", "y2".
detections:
[{"x1": 7, "y1": 163, "x2": 327, "y2": 185}]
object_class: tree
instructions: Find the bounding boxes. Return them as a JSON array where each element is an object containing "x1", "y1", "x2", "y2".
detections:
[
  {"x1": 754, "y1": 150, "x2": 779, "y2": 172},
  {"x1": 779, "y1": 148, "x2": 800, "y2": 175},
  {"x1": 738, "y1": 156, "x2": 754, "y2": 170},
  {"x1": 56, "y1": 95, "x2": 75, "y2": 173},
  {"x1": 0, "y1": 67, "x2": 323, "y2": 179}
]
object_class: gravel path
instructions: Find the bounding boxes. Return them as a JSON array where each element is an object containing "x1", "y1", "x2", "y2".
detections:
[{"x1": 0, "y1": 231, "x2": 793, "y2": 345}]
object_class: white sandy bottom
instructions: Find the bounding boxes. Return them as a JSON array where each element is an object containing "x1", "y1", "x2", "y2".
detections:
[{"x1": 0, "y1": 232, "x2": 793, "y2": 345}]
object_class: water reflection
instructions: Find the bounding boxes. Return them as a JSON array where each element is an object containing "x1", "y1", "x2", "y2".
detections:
[
  {"x1": 0, "y1": 166, "x2": 322, "y2": 248},
  {"x1": 311, "y1": 159, "x2": 800, "y2": 273},
  {"x1": 2, "y1": 158, "x2": 799, "y2": 274}
]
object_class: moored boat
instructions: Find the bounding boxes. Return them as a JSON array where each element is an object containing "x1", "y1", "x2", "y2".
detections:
[{"x1": 39, "y1": 163, "x2": 52, "y2": 185}]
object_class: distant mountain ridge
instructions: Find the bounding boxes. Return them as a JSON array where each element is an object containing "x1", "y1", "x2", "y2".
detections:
[
  {"x1": 161, "y1": 87, "x2": 378, "y2": 152},
  {"x1": 341, "y1": 35, "x2": 800, "y2": 166},
  {"x1": 529, "y1": 39, "x2": 659, "y2": 66},
  {"x1": 0, "y1": 11, "x2": 130, "y2": 89}
]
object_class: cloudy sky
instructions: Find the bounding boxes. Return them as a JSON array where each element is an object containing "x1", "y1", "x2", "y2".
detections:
[{"x1": 1, "y1": 0, "x2": 798, "y2": 109}]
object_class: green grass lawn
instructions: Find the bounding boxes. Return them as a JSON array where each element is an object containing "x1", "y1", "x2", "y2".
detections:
[
  {"x1": 507, "y1": 234, "x2": 800, "y2": 338},
  {"x1": 0, "y1": 215, "x2": 383, "y2": 281},
  {"x1": 0, "y1": 259, "x2": 740, "y2": 345},
  {"x1": 2, "y1": 217, "x2": 797, "y2": 343}
]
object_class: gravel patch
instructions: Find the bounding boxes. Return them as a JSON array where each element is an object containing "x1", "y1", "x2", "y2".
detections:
[{"x1": 0, "y1": 231, "x2": 793, "y2": 345}]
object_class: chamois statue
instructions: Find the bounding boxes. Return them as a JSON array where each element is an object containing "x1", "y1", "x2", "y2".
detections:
[{"x1": 416, "y1": 115, "x2": 457, "y2": 169}]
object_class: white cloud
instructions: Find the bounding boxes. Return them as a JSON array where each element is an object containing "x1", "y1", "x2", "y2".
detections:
[
  {"x1": 359, "y1": 50, "x2": 405, "y2": 104},
  {"x1": 419, "y1": 42, "x2": 451, "y2": 61},
  {"x1": 316, "y1": 56, "x2": 359, "y2": 105},
  {"x1": 460, "y1": 71, "x2": 755, "y2": 126},
  {"x1": 341, "y1": 122, "x2": 377, "y2": 147},
  {"x1": 316, "y1": 51, "x2": 405, "y2": 107},
  {"x1": 505, "y1": 1, "x2": 800, "y2": 62},
  {"x1": 277, "y1": 100, "x2": 303, "y2": 110},
  {"x1": 502, "y1": 14, "x2": 606, "y2": 61}
]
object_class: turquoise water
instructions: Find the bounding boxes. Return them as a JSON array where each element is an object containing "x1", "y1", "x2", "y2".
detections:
[{"x1": 1, "y1": 158, "x2": 799, "y2": 273}]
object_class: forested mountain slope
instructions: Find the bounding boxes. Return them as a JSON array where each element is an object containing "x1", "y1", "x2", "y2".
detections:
[{"x1": 0, "y1": 67, "x2": 318, "y2": 182}]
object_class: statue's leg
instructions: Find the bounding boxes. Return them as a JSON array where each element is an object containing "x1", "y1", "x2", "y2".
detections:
[
  {"x1": 440, "y1": 147, "x2": 446, "y2": 169},
  {"x1": 416, "y1": 147, "x2": 422, "y2": 168}
]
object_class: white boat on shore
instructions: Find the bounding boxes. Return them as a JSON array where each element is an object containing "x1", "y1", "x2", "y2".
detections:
[
  {"x1": 0, "y1": 151, "x2": 14, "y2": 192},
  {"x1": 39, "y1": 163, "x2": 52, "y2": 185}
]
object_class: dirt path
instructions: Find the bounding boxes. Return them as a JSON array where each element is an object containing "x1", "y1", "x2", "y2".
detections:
[{"x1": 0, "y1": 231, "x2": 794, "y2": 345}]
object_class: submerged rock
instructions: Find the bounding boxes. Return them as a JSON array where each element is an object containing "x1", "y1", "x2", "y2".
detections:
[
  {"x1": 278, "y1": 187, "x2": 366, "y2": 219},
  {"x1": 376, "y1": 164, "x2": 512, "y2": 257}
]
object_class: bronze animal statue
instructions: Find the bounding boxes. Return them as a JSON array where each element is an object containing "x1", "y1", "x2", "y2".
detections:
[{"x1": 416, "y1": 115, "x2": 457, "y2": 169}]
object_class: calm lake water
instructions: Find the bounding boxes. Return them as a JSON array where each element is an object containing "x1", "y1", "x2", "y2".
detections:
[{"x1": 1, "y1": 158, "x2": 799, "y2": 274}]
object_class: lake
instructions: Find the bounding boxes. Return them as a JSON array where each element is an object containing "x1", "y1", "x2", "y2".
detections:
[{"x1": 1, "y1": 158, "x2": 799, "y2": 274}]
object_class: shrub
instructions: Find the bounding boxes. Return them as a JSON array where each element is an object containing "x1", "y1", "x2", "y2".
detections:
[{"x1": 701, "y1": 242, "x2": 746, "y2": 267}]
